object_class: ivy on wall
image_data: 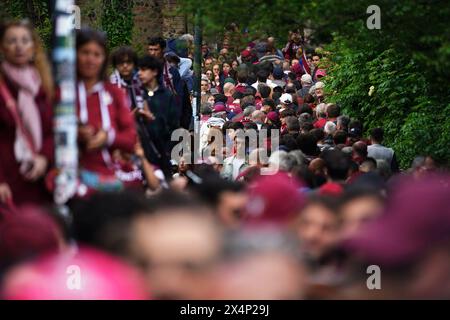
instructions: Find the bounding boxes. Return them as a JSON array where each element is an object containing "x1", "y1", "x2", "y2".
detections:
[
  {"x1": 100, "y1": 0, "x2": 134, "y2": 51},
  {"x1": 3, "y1": 0, "x2": 135, "y2": 51}
]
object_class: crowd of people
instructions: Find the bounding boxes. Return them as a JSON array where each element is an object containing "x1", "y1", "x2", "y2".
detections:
[{"x1": 0, "y1": 20, "x2": 449, "y2": 299}]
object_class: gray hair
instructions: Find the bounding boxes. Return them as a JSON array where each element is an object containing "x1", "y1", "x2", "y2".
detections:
[
  {"x1": 243, "y1": 105, "x2": 256, "y2": 117},
  {"x1": 269, "y1": 150, "x2": 297, "y2": 172}
]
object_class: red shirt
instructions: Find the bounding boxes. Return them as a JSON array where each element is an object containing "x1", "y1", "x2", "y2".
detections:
[
  {"x1": 77, "y1": 82, "x2": 137, "y2": 176},
  {"x1": 314, "y1": 117, "x2": 327, "y2": 129},
  {"x1": 0, "y1": 77, "x2": 54, "y2": 206}
]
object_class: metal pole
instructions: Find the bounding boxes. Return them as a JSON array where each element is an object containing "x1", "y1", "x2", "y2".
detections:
[
  {"x1": 193, "y1": 9, "x2": 202, "y2": 163},
  {"x1": 51, "y1": 0, "x2": 78, "y2": 215}
]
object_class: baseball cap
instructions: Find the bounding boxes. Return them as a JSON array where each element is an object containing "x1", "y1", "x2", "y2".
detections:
[
  {"x1": 213, "y1": 102, "x2": 227, "y2": 113},
  {"x1": 243, "y1": 172, "x2": 305, "y2": 226},
  {"x1": 280, "y1": 93, "x2": 293, "y2": 104},
  {"x1": 301, "y1": 74, "x2": 312, "y2": 84}
]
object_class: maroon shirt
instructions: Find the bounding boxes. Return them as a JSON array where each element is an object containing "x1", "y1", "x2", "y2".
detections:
[{"x1": 0, "y1": 76, "x2": 54, "y2": 206}]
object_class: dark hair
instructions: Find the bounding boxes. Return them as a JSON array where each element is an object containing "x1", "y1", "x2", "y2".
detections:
[
  {"x1": 72, "y1": 191, "x2": 150, "y2": 256},
  {"x1": 370, "y1": 127, "x2": 384, "y2": 143},
  {"x1": 352, "y1": 141, "x2": 368, "y2": 158},
  {"x1": 244, "y1": 86, "x2": 257, "y2": 97},
  {"x1": 244, "y1": 121, "x2": 258, "y2": 131},
  {"x1": 233, "y1": 91, "x2": 244, "y2": 100},
  {"x1": 297, "y1": 133, "x2": 320, "y2": 156},
  {"x1": 300, "y1": 122, "x2": 314, "y2": 132},
  {"x1": 310, "y1": 128, "x2": 325, "y2": 142},
  {"x1": 237, "y1": 69, "x2": 248, "y2": 83},
  {"x1": 272, "y1": 86, "x2": 283, "y2": 95},
  {"x1": 111, "y1": 46, "x2": 138, "y2": 68},
  {"x1": 230, "y1": 121, "x2": 244, "y2": 130},
  {"x1": 256, "y1": 69, "x2": 269, "y2": 83},
  {"x1": 280, "y1": 108, "x2": 296, "y2": 118},
  {"x1": 304, "y1": 94, "x2": 315, "y2": 104},
  {"x1": 326, "y1": 103, "x2": 340, "y2": 118},
  {"x1": 285, "y1": 116, "x2": 300, "y2": 132},
  {"x1": 147, "y1": 36, "x2": 166, "y2": 49},
  {"x1": 287, "y1": 72, "x2": 296, "y2": 81},
  {"x1": 262, "y1": 98, "x2": 276, "y2": 110},
  {"x1": 76, "y1": 28, "x2": 108, "y2": 80},
  {"x1": 285, "y1": 84, "x2": 297, "y2": 94},
  {"x1": 333, "y1": 130, "x2": 348, "y2": 145},
  {"x1": 138, "y1": 55, "x2": 163, "y2": 77},
  {"x1": 280, "y1": 134, "x2": 298, "y2": 151},
  {"x1": 214, "y1": 93, "x2": 228, "y2": 104},
  {"x1": 348, "y1": 119, "x2": 363, "y2": 137},
  {"x1": 272, "y1": 91, "x2": 282, "y2": 102},
  {"x1": 322, "y1": 149, "x2": 350, "y2": 181},
  {"x1": 297, "y1": 104, "x2": 313, "y2": 116},
  {"x1": 258, "y1": 83, "x2": 271, "y2": 99}
]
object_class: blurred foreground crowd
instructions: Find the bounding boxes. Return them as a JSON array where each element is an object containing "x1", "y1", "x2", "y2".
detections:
[{"x1": 0, "y1": 21, "x2": 449, "y2": 299}]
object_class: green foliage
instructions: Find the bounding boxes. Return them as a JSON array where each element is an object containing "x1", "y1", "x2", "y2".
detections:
[
  {"x1": 101, "y1": 0, "x2": 134, "y2": 51},
  {"x1": 3, "y1": 0, "x2": 52, "y2": 48}
]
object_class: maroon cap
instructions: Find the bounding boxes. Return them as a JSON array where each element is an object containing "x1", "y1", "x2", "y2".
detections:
[
  {"x1": 241, "y1": 49, "x2": 252, "y2": 58},
  {"x1": 243, "y1": 172, "x2": 305, "y2": 226},
  {"x1": 266, "y1": 111, "x2": 279, "y2": 122},
  {"x1": 0, "y1": 206, "x2": 60, "y2": 266},
  {"x1": 213, "y1": 102, "x2": 226, "y2": 113},
  {"x1": 343, "y1": 174, "x2": 450, "y2": 267}
]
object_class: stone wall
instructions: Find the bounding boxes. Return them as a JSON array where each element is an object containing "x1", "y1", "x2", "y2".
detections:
[{"x1": 76, "y1": 0, "x2": 186, "y2": 52}]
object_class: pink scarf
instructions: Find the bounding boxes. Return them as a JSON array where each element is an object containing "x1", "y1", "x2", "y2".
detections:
[{"x1": 1, "y1": 61, "x2": 42, "y2": 166}]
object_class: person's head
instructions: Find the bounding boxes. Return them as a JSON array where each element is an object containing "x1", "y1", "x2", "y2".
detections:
[
  {"x1": 222, "y1": 82, "x2": 235, "y2": 97},
  {"x1": 251, "y1": 110, "x2": 265, "y2": 124},
  {"x1": 213, "y1": 229, "x2": 307, "y2": 299},
  {"x1": 76, "y1": 28, "x2": 108, "y2": 82},
  {"x1": 322, "y1": 149, "x2": 351, "y2": 181},
  {"x1": 200, "y1": 102, "x2": 213, "y2": 116},
  {"x1": 336, "y1": 115, "x2": 350, "y2": 132},
  {"x1": 147, "y1": 36, "x2": 166, "y2": 59},
  {"x1": 0, "y1": 20, "x2": 53, "y2": 96},
  {"x1": 333, "y1": 130, "x2": 348, "y2": 145},
  {"x1": 237, "y1": 69, "x2": 248, "y2": 84},
  {"x1": 339, "y1": 189, "x2": 384, "y2": 238},
  {"x1": 128, "y1": 192, "x2": 222, "y2": 299},
  {"x1": 257, "y1": 83, "x2": 271, "y2": 99},
  {"x1": 285, "y1": 116, "x2": 300, "y2": 133},
  {"x1": 111, "y1": 46, "x2": 138, "y2": 80},
  {"x1": 348, "y1": 119, "x2": 363, "y2": 139},
  {"x1": 280, "y1": 108, "x2": 296, "y2": 124},
  {"x1": 310, "y1": 128, "x2": 325, "y2": 143},
  {"x1": 138, "y1": 55, "x2": 163, "y2": 86},
  {"x1": 359, "y1": 157, "x2": 377, "y2": 173},
  {"x1": 201, "y1": 78, "x2": 210, "y2": 93},
  {"x1": 324, "y1": 121, "x2": 337, "y2": 136},
  {"x1": 312, "y1": 53, "x2": 321, "y2": 67},
  {"x1": 352, "y1": 141, "x2": 368, "y2": 160},
  {"x1": 314, "y1": 81, "x2": 324, "y2": 99},
  {"x1": 291, "y1": 58, "x2": 299, "y2": 67},
  {"x1": 326, "y1": 103, "x2": 340, "y2": 119},
  {"x1": 297, "y1": 133, "x2": 320, "y2": 156},
  {"x1": 231, "y1": 60, "x2": 239, "y2": 70},
  {"x1": 222, "y1": 61, "x2": 231, "y2": 74},
  {"x1": 261, "y1": 98, "x2": 275, "y2": 114},
  {"x1": 296, "y1": 196, "x2": 340, "y2": 261},
  {"x1": 212, "y1": 63, "x2": 221, "y2": 76},
  {"x1": 315, "y1": 103, "x2": 327, "y2": 119},
  {"x1": 190, "y1": 177, "x2": 247, "y2": 229},
  {"x1": 256, "y1": 69, "x2": 269, "y2": 83},
  {"x1": 370, "y1": 127, "x2": 384, "y2": 144},
  {"x1": 240, "y1": 95, "x2": 256, "y2": 109},
  {"x1": 300, "y1": 74, "x2": 313, "y2": 86}
]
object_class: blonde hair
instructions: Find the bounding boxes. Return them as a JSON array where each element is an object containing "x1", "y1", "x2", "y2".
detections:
[{"x1": 0, "y1": 20, "x2": 54, "y2": 99}]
